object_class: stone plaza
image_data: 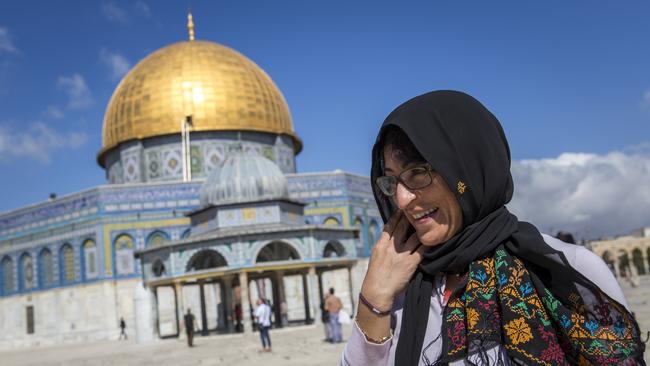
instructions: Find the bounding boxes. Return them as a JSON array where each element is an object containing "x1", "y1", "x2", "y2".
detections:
[{"x1": 1, "y1": 324, "x2": 351, "y2": 366}]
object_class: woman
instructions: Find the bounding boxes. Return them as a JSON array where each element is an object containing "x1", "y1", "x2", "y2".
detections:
[{"x1": 341, "y1": 91, "x2": 645, "y2": 365}]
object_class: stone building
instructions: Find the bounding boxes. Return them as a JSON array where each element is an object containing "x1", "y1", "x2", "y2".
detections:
[
  {"x1": 0, "y1": 14, "x2": 380, "y2": 349},
  {"x1": 588, "y1": 228, "x2": 650, "y2": 280}
]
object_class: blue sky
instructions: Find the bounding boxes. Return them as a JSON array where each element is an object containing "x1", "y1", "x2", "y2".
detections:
[{"x1": 0, "y1": 1, "x2": 649, "y2": 237}]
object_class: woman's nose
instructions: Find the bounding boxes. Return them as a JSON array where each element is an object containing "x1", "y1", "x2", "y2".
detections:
[{"x1": 394, "y1": 182, "x2": 416, "y2": 209}]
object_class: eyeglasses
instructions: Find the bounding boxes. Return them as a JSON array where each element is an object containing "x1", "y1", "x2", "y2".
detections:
[{"x1": 375, "y1": 165, "x2": 435, "y2": 196}]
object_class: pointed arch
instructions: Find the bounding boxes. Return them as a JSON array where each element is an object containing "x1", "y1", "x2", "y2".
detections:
[
  {"x1": 82, "y1": 239, "x2": 98, "y2": 280},
  {"x1": 617, "y1": 250, "x2": 630, "y2": 277},
  {"x1": 368, "y1": 220, "x2": 380, "y2": 248},
  {"x1": 632, "y1": 248, "x2": 646, "y2": 276},
  {"x1": 114, "y1": 234, "x2": 135, "y2": 275},
  {"x1": 186, "y1": 249, "x2": 228, "y2": 272},
  {"x1": 323, "y1": 241, "x2": 346, "y2": 258},
  {"x1": 59, "y1": 243, "x2": 75, "y2": 284},
  {"x1": 255, "y1": 241, "x2": 300, "y2": 263},
  {"x1": 323, "y1": 217, "x2": 340, "y2": 226},
  {"x1": 19, "y1": 253, "x2": 34, "y2": 291},
  {"x1": 147, "y1": 231, "x2": 169, "y2": 248},
  {"x1": 1, "y1": 256, "x2": 15, "y2": 294},
  {"x1": 39, "y1": 248, "x2": 54, "y2": 287}
]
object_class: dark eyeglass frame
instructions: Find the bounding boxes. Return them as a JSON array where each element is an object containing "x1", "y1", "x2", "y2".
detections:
[{"x1": 375, "y1": 164, "x2": 435, "y2": 196}]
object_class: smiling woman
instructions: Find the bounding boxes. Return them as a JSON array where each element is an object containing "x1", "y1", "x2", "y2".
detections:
[{"x1": 341, "y1": 90, "x2": 646, "y2": 366}]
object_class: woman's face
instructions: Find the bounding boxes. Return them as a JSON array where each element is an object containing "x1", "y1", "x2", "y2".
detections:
[{"x1": 382, "y1": 145, "x2": 463, "y2": 246}]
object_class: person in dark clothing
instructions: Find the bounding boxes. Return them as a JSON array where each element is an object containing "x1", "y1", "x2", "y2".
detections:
[
  {"x1": 118, "y1": 317, "x2": 127, "y2": 340},
  {"x1": 184, "y1": 309, "x2": 197, "y2": 347},
  {"x1": 234, "y1": 303, "x2": 243, "y2": 333}
]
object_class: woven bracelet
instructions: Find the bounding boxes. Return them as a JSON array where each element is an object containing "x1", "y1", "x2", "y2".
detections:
[{"x1": 358, "y1": 292, "x2": 391, "y2": 316}]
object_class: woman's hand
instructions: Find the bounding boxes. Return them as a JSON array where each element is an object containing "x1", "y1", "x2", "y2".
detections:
[{"x1": 360, "y1": 210, "x2": 426, "y2": 311}]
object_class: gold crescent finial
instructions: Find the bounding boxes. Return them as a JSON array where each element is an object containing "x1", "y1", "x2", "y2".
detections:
[{"x1": 187, "y1": 12, "x2": 195, "y2": 41}]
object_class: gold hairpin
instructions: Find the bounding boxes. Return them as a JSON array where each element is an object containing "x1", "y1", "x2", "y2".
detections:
[{"x1": 457, "y1": 181, "x2": 466, "y2": 195}]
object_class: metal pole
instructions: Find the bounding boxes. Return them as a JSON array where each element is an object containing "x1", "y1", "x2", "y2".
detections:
[
  {"x1": 186, "y1": 118, "x2": 192, "y2": 181},
  {"x1": 181, "y1": 118, "x2": 187, "y2": 182}
]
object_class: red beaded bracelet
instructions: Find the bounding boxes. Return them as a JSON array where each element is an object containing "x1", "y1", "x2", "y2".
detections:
[{"x1": 358, "y1": 292, "x2": 391, "y2": 316}]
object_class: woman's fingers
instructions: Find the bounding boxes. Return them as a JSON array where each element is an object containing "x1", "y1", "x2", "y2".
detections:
[
  {"x1": 391, "y1": 212, "x2": 410, "y2": 241},
  {"x1": 381, "y1": 210, "x2": 402, "y2": 238},
  {"x1": 403, "y1": 233, "x2": 422, "y2": 254}
]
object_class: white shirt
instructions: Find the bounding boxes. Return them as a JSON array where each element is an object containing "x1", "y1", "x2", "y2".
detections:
[
  {"x1": 341, "y1": 234, "x2": 628, "y2": 366},
  {"x1": 255, "y1": 303, "x2": 272, "y2": 327}
]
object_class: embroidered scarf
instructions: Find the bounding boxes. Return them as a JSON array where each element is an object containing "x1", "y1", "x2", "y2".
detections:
[{"x1": 438, "y1": 246, "x2": 642, "y2": 365}]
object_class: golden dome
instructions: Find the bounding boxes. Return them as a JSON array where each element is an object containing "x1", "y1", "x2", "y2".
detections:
[{"x1": 98, "y1": 39, "x2": 301, "y2": 165}]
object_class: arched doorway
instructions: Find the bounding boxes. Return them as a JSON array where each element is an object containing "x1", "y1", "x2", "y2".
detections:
[
  {"x1": 252, "y1": 242, "x2": 303, "y2": 328},
  {"x1": 181, "y1": 249, "x2": 230, "y2": 336},
  {"x1": 255, "y1": 241, "x2": 300, "y2": 263},
  {"x1": 632, "y1": 248, "x2": 646, "y2": 276},
  {"x1": 617, "y1": 250, "x2": 630, "y2": 278},
  {"x1": 186, "y1": 249, "x2": 228, "y2": 272}
]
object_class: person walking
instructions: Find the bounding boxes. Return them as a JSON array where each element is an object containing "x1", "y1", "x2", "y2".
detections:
[
  {"x1": 118, "y1": 317, "x2": 127, "y2": 340},
  {"x1": 184, "y1": 308, "x2": 197, "y2": 347},
  {"x1": 324, "y1": 287, "x2": 343, "y2": 343},
  {"x1": 254, "y1": 297, "x2": 272, "y2": 352}
]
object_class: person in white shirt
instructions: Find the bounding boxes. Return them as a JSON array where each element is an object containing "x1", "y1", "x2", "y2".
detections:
[
  {"x1": 342, "y1": 90, "x2": 645, "y2": 365},
  {"x1": 254, "y1": 298, "x2": 272, "y2": 352}
]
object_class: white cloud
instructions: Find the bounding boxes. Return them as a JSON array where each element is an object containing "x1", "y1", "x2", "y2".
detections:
[
  {"x1": 0, "y1": 122, "x2": 87, "y2": 163},
  {"x1": 0, "y1": 27, "x2": 17, "y2": 53},
  {"x1": 102, "y1": 2, "x2": 129, "y2": 23},
  {"x1": 642, "y1": 90, "x2": 650, "y2": 109},
  {"x1": 44, "y1": 106, "x2": 64, "y2": 120},
  {"x1": 57, "y1": 74, "x2": 93, "y2": 109},
  {"x1": 100, "y1": 48, "x2": 131, "y2": 81},
  {"x1": 508, "y1": 149, "x2": 650, "y2": 240},
  {"x1": 134, "y1": 1, "x2": 152, "y2": 18}
]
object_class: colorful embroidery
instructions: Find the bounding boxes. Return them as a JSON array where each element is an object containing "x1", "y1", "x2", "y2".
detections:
[{"x1": 440, "y1": 246, "x2": 644, "y2": 365}]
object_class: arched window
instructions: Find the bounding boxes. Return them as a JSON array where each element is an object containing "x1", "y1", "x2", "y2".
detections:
[
  {"x1": 181, "y1": 228, "x2": 191, "y2": 239},
  {"x1": 82, "y1": 239, "x2": 98, "y2": 280},
  {"x1": 39, "y1": 249, "x2": 54, "y2": 287},
  {"x1": 323, "y1": 241, "x2": 346, "y2": 258},
  {"x1": 2, "y1": 256, "x2": 15, "y2": 294},
  {"x1": 186, "y1": 250, "x2": 228, "y2": 272},
  {"x1": 256, "y1": 242, "x2": 300, "y2": 263},
  {"x1": 19, "y1": 253, "x2": 34, "y2": 291},
  {"x1": 323, "y1": 217, "x2": 340, "y2": 226},
  {"x1": 368, "y1": 220, "x2": 380, "y2": 248},
  {"x1": 60, "y1": 243, "x2": 75, "y2": 283},
  {"x1": 354, "y1": 217, "x2": 365, "y2": 242},
  {"x1": 147, "y1": 231, "x2": 169, "y2": 248},
  {"x1": 114, "y1": 234, "x2": 135, "y2": 275},
  {"x1": 152, "y1": 259, "x2": 166, "y2": 277}
]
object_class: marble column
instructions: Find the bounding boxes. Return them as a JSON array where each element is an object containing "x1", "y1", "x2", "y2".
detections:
[
  {"x1": 222, "y1": 275, "x2": 234, "y2": 333},
  {"x1": 301, "y1": 271, "x2": 313, "y2": 324},
  {"x1": 238, "y1": 271, "x2": 251, "y2": 333},
  {"x1": 307, "y1": 267, "x2": 322, "y2": 324},
  {"x1": 347, "y1": 266, "x2": 356, "y2": 315},
  {"x1": 173, "y1": 282, "x2": 185, "y2": 339},
  {"x1": 272, "y1": 271, "x2": 285, "y2": 327}
]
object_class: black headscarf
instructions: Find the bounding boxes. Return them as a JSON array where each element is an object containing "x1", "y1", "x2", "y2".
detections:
[{"x1": 370, "y1": 90, "x2": 645, "y2": 365}]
